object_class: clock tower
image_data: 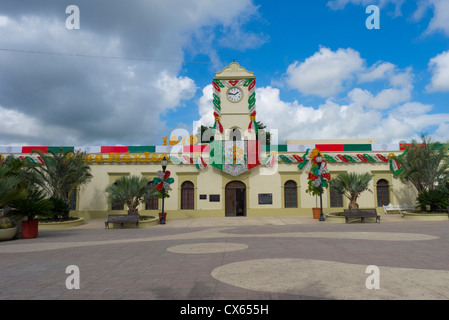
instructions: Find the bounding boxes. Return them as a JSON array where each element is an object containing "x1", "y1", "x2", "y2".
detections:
[
  {"x1": 209, "y1": 62, "x2": 260, "y2": 177},
  {"x1": 212, "y1": 62, "x2": 257, "y2": 141}
]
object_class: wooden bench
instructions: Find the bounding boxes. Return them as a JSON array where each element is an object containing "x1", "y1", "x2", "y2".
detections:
[
  {"x1": 105, "y1": 214, "x2": 140, "y2": 229},
  {"x1": 344, "y1": 209, "x2": 380, "y2": 224}
]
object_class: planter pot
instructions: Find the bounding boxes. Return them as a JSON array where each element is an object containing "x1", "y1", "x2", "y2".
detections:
[
  {"x1": 0, "y1": 226, "x2": 18, "y2": 241},
  {"x1": 158, "y1": 212, "x2": 167, "y2": 223},
  {"x1": 312, "y1": 208, "x2": 321, "y2": 219},
  {"x1": 22, "y1": 220, "x2": 39, "y2": 239}
]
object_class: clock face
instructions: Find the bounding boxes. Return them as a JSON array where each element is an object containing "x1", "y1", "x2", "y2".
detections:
[{"x1": 227, "y1": 87, "x2": 243, "y2": 103}]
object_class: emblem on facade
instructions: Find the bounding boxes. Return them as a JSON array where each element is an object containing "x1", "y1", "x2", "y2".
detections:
[{"x1": 209, "y1": 140, "x2": 260, "y2": 176}]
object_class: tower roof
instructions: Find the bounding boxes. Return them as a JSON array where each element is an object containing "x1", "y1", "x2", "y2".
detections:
[{"x1": 214, "y1": 62, "x2": 255, "y2": 80}]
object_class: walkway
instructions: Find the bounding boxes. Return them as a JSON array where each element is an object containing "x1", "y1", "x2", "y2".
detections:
[{"x1": 1, "y1": 215, "x2": 448, "y2": 303}]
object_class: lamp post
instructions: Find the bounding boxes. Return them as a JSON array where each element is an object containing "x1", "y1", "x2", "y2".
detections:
[
  {"x1": 316, "y1": 154, "x2": 325, "y2": 221},
  {"x1": 160, "y1": 156, "x2": 168, "y2": 225}
]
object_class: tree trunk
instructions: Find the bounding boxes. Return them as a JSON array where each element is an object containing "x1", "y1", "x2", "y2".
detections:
[{"x1": 348, "y1": 201, "x2": 359, "y2": 209}]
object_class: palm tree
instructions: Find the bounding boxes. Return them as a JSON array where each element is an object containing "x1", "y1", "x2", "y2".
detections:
[
  {"x1": 0, "y1": 157, "x2": 28, "y2": 209},
  {"x1": 25, "y1": 149, "x2": 93, "y2": 208},
  {"x1": 330, "y1": 172, "x2": 373, "y2": 209},
  {"x1": 393, "y1": 133, "x2": 449, "y2": 195},
  {"x1": 0, "y1": 166, "x2": 27, "y2": 209},
  {"x1": 105, "y1": 175, "x2": 159, "y2": 215}
]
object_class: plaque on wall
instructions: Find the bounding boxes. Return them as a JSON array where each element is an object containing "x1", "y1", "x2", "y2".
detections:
[
  {"x1": 209, "y1": 194, "x2": 220, "y2": 202},
  {"x1": 199, "y1": 194, "x2": 207, "y2": 200},
  {"x1": 258, "y1": 193, "x2": 272, "y2": 205}
]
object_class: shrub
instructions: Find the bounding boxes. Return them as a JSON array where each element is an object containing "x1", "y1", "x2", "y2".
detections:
[
  {"x1": 416, "y1": 187, "x2": 449, "y2": 212},
  {"x1": 49, "y1": 197, "x2": 70, "y2": 220}
]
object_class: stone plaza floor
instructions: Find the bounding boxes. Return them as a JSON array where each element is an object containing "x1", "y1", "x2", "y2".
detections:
[{"x1": 1, "y1": 215, "x2": 448, "y2": 303}]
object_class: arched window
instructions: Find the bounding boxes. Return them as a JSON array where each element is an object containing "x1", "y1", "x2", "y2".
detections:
[
  {"x1": 330, "y1": 189, "x2": 343, "y2": 208},
  {"x1": 146, "y1": 182, "x2": 159, "y2": 210},
  {"x1": 111, "y1": 182, "x2": 125, "y2": 210},
  {"x1": 284, "y1": 180, "x2": 298, "y2": 208},
  {"x1": 376, "y1": 179, "x2": 390, "y2": 207},
  {"x1": 229, "y1": 128, "x2": 242, "y2": 141},
  {"x1": 181, "y1": 181, "x2": 194, "y2": 210}
]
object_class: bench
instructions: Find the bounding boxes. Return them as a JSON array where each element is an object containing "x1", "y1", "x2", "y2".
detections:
[
  {"x1": 344, "y1": 209, "x2": 380, "y2": 224},
  {"x1": 383, "y1": 203, "x2": 415, "y2": 215},
  {"x1": 105, "y1": 214, "x2": 140, "y2": 229}
]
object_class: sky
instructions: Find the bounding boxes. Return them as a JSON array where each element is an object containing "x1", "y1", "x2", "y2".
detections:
[{"x1": 0, "y1": 0, "x2": 448, "y2": 147}]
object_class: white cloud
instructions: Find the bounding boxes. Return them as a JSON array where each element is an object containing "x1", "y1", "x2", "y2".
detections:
[
  {"x1": 0, "y1": 105, "x2": 80, "y2": 145},
  {"x1": 286, "y1": 47, "x2": 364, "y2": 98},
  {"x1": 327, "y1": 0, "x2": 406, "y2": 17},
  {"x1": 196, "y1": 79, "x2": 449, "y2": 144},
  {"x1": 349, "y1": 87, "x2": 411, "y2": 110},
  {"x1": 0, "y1": 0, "x2": 263, "y2": 146},
  {"x1": 156, "y1": 72, "x2": 197, "y2": 109},
  {"x1": 422, "y1": 0, "x2": 449, "y2": 37},
  {"x1": 358, "y1": 62, "x2": 396, "y2": 83},
  {"x1": 196, "y1": 84, "x2": 214, "y2": 129},
  {"x1": 426, "y1": 50, "x2": 449, "y2": 92},
  {"x1": 392, "y1": 102, "x2": 433, "y2": 116}
]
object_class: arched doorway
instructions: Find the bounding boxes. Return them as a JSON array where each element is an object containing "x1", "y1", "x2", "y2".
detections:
[{"x1": 225, "y1": 181, "x2": 246, "y2": 217}]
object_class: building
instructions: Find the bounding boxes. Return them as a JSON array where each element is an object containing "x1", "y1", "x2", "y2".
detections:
[{"x1": 0, "y1": 62, "x2": 415, "y2": 219}]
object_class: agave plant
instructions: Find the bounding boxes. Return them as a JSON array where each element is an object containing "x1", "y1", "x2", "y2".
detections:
[
  {"x1": 105, "y1": 175, "x2": 159, "y2": 215},
  {"x1": 330, "y1": 172, "x2": 373, "y2": 209}
]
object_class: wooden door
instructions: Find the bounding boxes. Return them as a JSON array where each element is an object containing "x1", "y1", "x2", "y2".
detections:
[{"x1": 225, "y1": 181, "x2": 246, "y2": 217}]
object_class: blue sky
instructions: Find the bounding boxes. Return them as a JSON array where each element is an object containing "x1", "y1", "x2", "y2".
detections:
[{"x1": 0, "y1": 0, "x2": 448, "y2": 146}]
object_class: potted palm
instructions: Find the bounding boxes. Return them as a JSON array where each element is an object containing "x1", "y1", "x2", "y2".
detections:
[{"x1": 6, "y1": 189, "x2": 54, "y2": 239}]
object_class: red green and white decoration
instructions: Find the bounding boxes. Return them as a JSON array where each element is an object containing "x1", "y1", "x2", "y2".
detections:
[
  {"x1": 303, "y1": 149, "x2": 331, "y2": 188},
  {"x1": 152, "y1": 170, "x2": 174, "y2": 191},
  {"x1": 212, "y1": 78, "x2": 258, "y2": 135},
  {"x1": 0, "y1": 143, "x2": 407, "y2": 177},
  {"x1": 212, "y1": 79, "x2": 224, "y2": 133}
]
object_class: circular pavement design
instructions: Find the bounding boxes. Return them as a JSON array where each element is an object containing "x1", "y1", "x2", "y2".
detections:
[
  {"x1": 211, "y1": 258, "x2": 449, "y2": 300},
  {"x1": 167, "y1": 242, "x2": 248, "y2": 254}
]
